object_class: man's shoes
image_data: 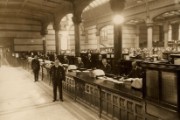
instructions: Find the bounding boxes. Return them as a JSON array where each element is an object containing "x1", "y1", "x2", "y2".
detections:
[
  {"x1": 60, "y1": 99, "x2": 64, "y2": 102},
  {"x1": 52, "y1": 99, "x2": 56, "y2": 102}
]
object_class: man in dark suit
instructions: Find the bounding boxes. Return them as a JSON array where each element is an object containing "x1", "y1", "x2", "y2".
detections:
[
  {"x1": 76, "y1": 57, "x2": 84, "y2": 68},
  {"x1": 31, "y1": 55, "x2": 40, "y2": 82},
  {"x1": 50, "y1": 59, "x2": 65, "y2": 102},
  {"x1": 100, "y1": 58, "x2": 111, "y2": 74},
  {"x1": 95, "y1": 54, "x2": 103, "y2": 69},
  {"x1": 128, "y1": 61, "x2": 144, "y2": 78},
  {"x1": 63, "y1": 55, "x2": 69, "y2": 64},
  {"x1": 85, "y1": 53, "x2": 92, "y2": 69}
]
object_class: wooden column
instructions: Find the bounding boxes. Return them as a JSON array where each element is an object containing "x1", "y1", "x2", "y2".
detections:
[
  {"x1": 110, "y1": 0, "x2": 125, "y2": 62},
  {"x1": 114, "y1": 24, "x2": 123, "y2": 61},
  {"x1": 73, "y1": 16, "x2": 81, "y2": 57},
  {"x1": 53, "y1": 24, "x2": 60, "y2": 55},
  {"x1": 41, "y1": 29, "x2": 48, "y2": 55}
]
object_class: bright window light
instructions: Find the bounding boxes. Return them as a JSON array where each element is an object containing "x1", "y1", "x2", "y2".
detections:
[
  {"x1": 113, "y1": 15, "x2": 124, "y2": 25},
  {"x1": 61, "y1": 32, "x2": 68, "y2": 50}
]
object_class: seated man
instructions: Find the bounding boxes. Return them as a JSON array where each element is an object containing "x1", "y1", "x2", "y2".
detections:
[
  {"x1": 76, "y1": 57, "x2": 84, "y2": 68},
  {"x1": 128, "y1": 61, "x2": 143, "y2": 78},
  {"x1": 63, "y1": 56, "x2": 69, "y2": 64},
  {"x1": 95, "y1": 54, "x2": 103, "y2": 69},
  {"x1": 99, "y1": 58, "x2": 111, "y2": 74},
  {"x1": 85, "y1": 53, "x2": 92, "y2": 69}
]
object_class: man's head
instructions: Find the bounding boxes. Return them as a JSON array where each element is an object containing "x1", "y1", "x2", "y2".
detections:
[
  {"x1": 98, "y1": 54, "x2": 102, "y2": 60},
  {"x1": 132, "y1": 61, "x2": 137, "y2": 68},
  {"x1": 88, "y1": 53, "x2": 91, "y2": 58},
  {"x1": 64, "y1": 56, "x2": 67, "y2": 59},
  {"x1": 102, "y1": 58, "x2": 108, "y2": 66},
  {"x1": 54, "y1": 59, "x2": 60, "y2": 67},
  {"x1": 77, "y1": 57, "x2": 82, "y2": 63},
  {"x1": 34, "y1": 55, "x2": 38, "y2": 59}
]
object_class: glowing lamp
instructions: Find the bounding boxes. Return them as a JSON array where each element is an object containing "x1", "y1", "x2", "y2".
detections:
[{"x1": 113, "y1": 15, "x2": 124, "y2": 25}]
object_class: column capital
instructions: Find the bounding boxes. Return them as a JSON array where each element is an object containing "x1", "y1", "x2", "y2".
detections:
[
  {"x1": 96, "y1": 31, "x2": 100, "y2": 36},
  {"x1": 53, "y1": 23, "x2": 60, "y2": 31},
  {"x1": 41, "y1": 29, "x2": 48, "y2": 36},
  {"x1": 72, "y1": 16, "x2": 82, "y2": 24},
  {"x1": 146, "y1": 22, "x2": 154, "y2": 27},
  {"x1": 146, "y1": 17, "x2": 153, "y2": 27}
]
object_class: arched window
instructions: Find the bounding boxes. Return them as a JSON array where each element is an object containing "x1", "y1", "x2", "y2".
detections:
[{"x1": 100, "y1": 25, "x2": 114, "y2": 47}]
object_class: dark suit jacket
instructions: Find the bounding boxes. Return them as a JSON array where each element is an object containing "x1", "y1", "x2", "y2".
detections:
[
  {"x1": 95, "y1": 60, "x2": 103, "y2": 69},
  {"x1": 76, "y1": 62, "x2": 84, "y2": 68},
  {"x1": 31, "y1": 59, "x2": 40, "y2": 71},
  {"x1": 85, "y1": 57, "x2": 92, "y2": 69},
  {"x1": 50, "y1": 65, "x2": 65, "y2": 84},
  {"x1": 128, "y1": 67, "x2": 144, "y2": 78},
  {"x1": 100, "y1": 63, "x2": 111, "y2": 74}
]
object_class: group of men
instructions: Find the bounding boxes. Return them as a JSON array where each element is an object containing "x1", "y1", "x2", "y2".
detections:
[
  {"x1": 31, "y1": 55, "x2": 65, "y2": 102},
  {"x1": 31, "y1": 54, "x2": 112, "y2": 102},
  {"x1": 31, "y1": 53, "x2": 143, "y2": 102},
  {"x1": 78, "y1": 53, "x2": 112, "y2": 74}
]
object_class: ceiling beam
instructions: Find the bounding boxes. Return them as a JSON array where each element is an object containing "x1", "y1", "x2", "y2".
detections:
[
  {"x1": 25, "y1": 3, "x2": 54, "y2": 14},
  {"x1": 5, "y1": 0, "x2": 8, "y2": 8},
  {"x1": 0, "y1": 8, "x2": 52, "y2": 17},
  {"x1": 17, "y1": 0, "x2": 29, "y2": 14},
  {"x1": 0, "y1": 14, "x2": 43, "y2": 22}
]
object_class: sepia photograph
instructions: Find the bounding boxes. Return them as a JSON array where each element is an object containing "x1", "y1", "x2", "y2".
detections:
[{"x1": 0, "y1": 0, "x2": 180, "y2": 120}]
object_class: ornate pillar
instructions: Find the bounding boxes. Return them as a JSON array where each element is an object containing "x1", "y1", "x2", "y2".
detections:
[
  {"x1": 110, "y1": 0, "x2": 125, "y2": 62},
  {"x1": 41, "y1": 29, "x2": 48, "y2": 55},
  {"x1": 168, "y1": 24, "x2": 172, "y2": 41},
  {"x1": 53, "y1": 23, "x2": 61, "y2": 55},
  {"x1": 163, "y1": 22, "x2": 169, "y2": 47},
  {"x1": 146, "y1": 22, "x2": 153, "y2": 49},
  {"x1": 72, "y1": 16, "x2": 81, "y2": 56}
]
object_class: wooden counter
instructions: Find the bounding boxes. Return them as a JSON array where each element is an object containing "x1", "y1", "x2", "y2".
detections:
[
  {"x1": 64, "y1": 71, "x2": 144, "y2": 120},
  {"x1": 23, "y1": 60, "x2": 180, "y2": 120}
]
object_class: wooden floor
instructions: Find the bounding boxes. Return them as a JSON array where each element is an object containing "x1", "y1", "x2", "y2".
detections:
[{"x1": 0, "y1": 65, "x2": 105, "y2": 120}]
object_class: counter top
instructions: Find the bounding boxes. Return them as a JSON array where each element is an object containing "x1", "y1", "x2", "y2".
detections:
[{"x1": 67, "y1": 72, "x2": 143, "y2": 101}]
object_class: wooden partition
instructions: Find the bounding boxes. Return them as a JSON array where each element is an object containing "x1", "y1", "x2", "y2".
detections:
[{"x1": 141, "y1": 62, "x2": 180, "y2": 111}]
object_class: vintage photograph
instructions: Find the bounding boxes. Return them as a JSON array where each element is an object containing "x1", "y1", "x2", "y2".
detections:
[{"x1": 0, "y1": 0, "x2": 180, "y2": 120}]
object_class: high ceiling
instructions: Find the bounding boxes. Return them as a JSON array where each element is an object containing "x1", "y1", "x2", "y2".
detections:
[
  {"x1": 154, "y1": 10, "x2": 180, "y2": 22},
  {"x1": 83, "y1": 0, "x2": 109, "y2": 12},
  {"x1": 0, "y1": 0, "x2": 93, "y2": 25}
]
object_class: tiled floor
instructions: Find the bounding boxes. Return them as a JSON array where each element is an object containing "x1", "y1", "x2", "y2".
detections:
[{"x1": 0, "y1": 66, "x2": 104, "y2": 120}]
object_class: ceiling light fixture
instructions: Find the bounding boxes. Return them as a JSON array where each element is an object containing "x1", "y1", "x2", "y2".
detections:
[{"x1": 113, "y1": 14, "x2": 124, "y2": 25}]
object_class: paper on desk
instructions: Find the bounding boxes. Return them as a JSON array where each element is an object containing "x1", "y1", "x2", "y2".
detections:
[{"x1": 98, "y1": 76, "x2": 124, "y2": 84}]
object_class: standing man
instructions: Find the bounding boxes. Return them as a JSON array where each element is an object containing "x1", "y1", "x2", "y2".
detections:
[
  {"x1": 50, "y1": 59, "x2": 65, "y2": 102},
  {"x1": 31, "y1": 55, "x2": 40, "y2": 82}
]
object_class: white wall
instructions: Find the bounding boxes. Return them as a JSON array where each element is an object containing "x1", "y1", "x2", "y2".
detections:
[{"x1": 122, "y1": 25, "x2": 139, "y2": 48}]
